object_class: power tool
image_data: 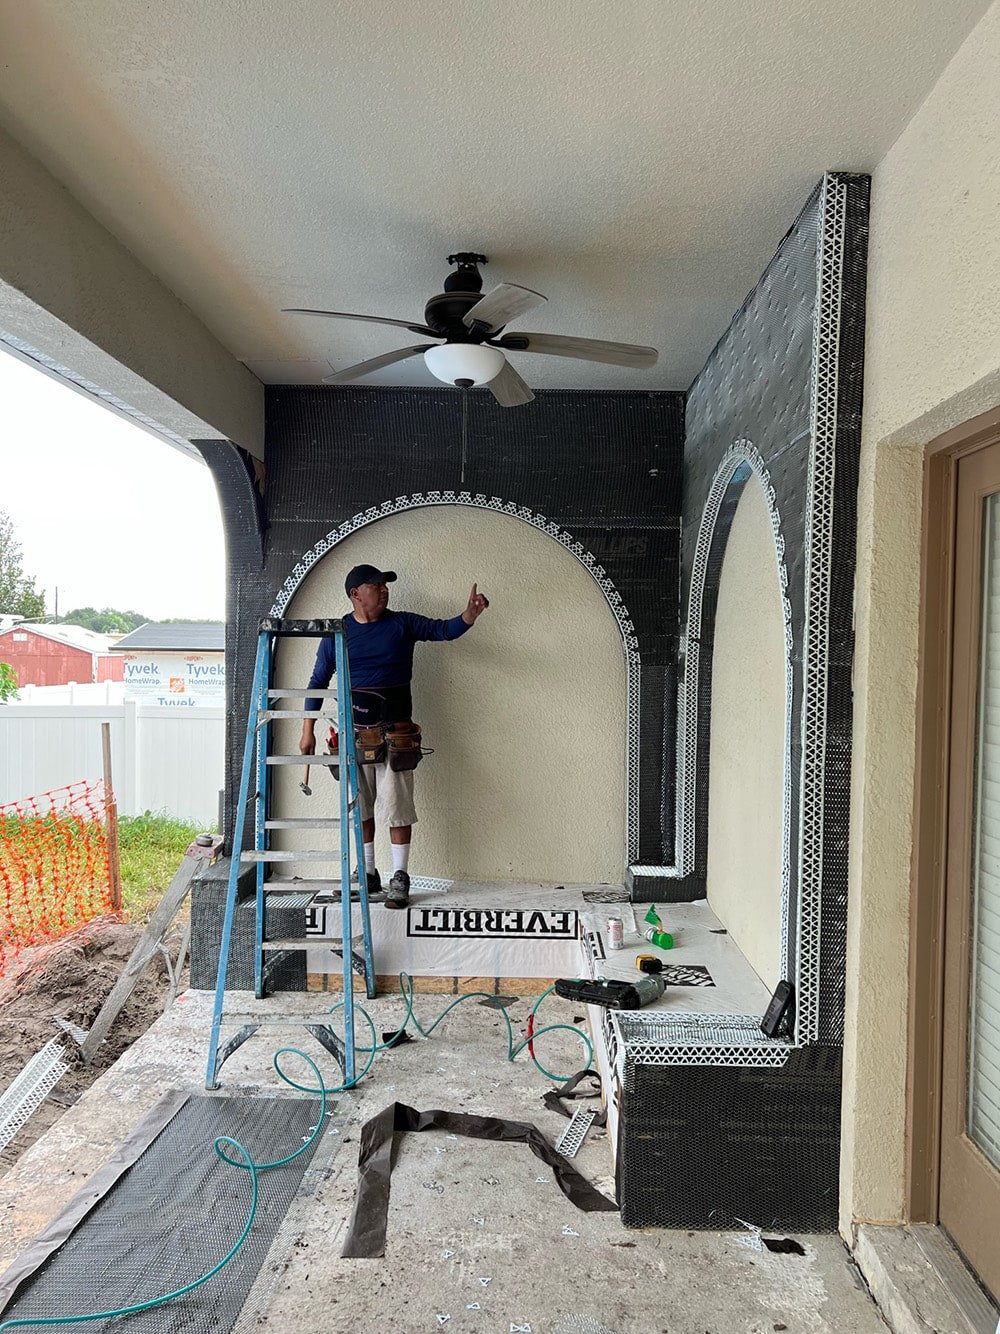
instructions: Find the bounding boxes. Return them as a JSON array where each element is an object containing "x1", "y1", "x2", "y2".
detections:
[{"x1": 554, "y1": 975, "x2": 666, "y2": 1010}]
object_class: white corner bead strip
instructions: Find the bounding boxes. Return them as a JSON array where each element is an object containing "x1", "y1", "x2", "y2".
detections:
[{"x1": 0, "y1": 1038, "x2": 69, "y2": 1154}]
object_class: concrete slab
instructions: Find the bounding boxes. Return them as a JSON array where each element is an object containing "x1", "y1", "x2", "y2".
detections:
[{"x1": 0, "y1": 989, "x2": 886, "y2": 1334}]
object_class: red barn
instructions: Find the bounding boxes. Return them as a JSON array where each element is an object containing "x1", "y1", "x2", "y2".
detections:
[{"x1": 0, "y1": 623, "x2": 123, "y2": 688}]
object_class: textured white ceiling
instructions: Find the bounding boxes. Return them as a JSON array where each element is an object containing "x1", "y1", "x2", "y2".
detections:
[{"x1": 0, "y1": 1, "x2": 989, "y2": 392}]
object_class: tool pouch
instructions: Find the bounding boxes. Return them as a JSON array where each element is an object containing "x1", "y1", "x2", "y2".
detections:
[
  {"x1": 355, "y1": 724, "x2": 387, "y2": 767},
  {"x1": 325, "y1": 725, "x2": 386, "y2": 776},
  {"x1": 386, "y1": 719, "x2": 423, "y2": 772}
]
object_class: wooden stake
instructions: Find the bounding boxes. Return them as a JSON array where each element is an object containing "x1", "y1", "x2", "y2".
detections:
[
  {"x1": 102, "y1": 721, "x2": 123, "y2": 912},
  {"x1": 79, "y1": 854, "x2": 201, "y2": 1063}
]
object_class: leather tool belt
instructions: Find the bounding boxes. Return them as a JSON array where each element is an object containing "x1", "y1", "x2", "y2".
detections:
[{"x1": 326, "y1": 720, "x2": 425, "y2": 777}]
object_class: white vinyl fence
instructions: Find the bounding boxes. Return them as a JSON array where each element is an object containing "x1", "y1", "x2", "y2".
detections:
[{"x1": 0, "y1": 701, "x2": 224, "y2": 826}]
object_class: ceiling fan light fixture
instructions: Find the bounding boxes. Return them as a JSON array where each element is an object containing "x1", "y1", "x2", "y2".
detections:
[{"x1": 424, "y1": 342, "x2": 505, "y2": 387}]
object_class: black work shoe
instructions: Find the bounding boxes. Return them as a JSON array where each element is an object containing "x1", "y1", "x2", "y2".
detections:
[
  {"x1": 366, "y1": 868, "x2": 382, "y2": 896},
  {"x1": 385, "y1": 870, "x2": 410, "y2": 909}
]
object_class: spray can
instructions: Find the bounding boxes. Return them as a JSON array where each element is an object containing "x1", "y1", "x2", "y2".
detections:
[
  {"x1": 607, "y1": 915, "x2": 624, "y2": 950},
  {"x1": 643, "y1": 925, "x2": 674, "y2": 950}
]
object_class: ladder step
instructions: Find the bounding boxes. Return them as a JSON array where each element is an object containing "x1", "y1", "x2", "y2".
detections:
[
  {"x1": 264, "y1": 877, "x2": 368, "y2": 894},
  {"x1": 267, "y1": 688, "x2": 339, "y2": 700},
  {"x1": 266, "y1": 754, "x2": 340, "y2": 766},
  {"x1": 264, "y1": 817, "x2": 341, "y2": 829},
  {"x1": 262, "y1": 886, "x2": 324, "y2": 896},
  {"x1": 257, "y1": 709, "x2": 327, "y2": 723},
  {"x1": 242, "y1": 850, "x2": 340, "y2": 862},
  {"x1": 262, "y1": 888, "x2": 377, "y2": 904},
  {"x1": 262, "y1": 937, "x2": 361, "y2": 951}
]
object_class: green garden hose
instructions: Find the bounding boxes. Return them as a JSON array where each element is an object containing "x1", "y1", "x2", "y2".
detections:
[
  {"x1": 0, "y1": 1048, "x2": 330, "y2": 1332},
  {"x1": 0, "y1": 978, "x2": 591, "y2": 1330}
]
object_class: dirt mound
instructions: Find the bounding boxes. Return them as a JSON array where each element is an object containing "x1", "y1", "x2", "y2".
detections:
[{"x1": 0, "y1": 917, "x2": 180, "y2": 1171}]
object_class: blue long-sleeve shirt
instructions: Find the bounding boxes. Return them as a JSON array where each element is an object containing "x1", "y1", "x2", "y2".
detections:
[{"x1": 305, "y1": 609, "x2": 471, "y2": 722}]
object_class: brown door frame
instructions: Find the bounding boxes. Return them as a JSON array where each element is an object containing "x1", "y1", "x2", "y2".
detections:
[{"x1": 908, "y1": 404, "x2": 1000, "y2": 1222}]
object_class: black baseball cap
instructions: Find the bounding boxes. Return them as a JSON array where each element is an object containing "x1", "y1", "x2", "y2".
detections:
[{"x1": 345, "y1": 564, "x2": 397, "y2": 596}]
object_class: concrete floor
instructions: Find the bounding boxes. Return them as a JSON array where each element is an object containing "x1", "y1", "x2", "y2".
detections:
[{"x1": 0, "y1": 989, "x2": 887, "y2": 1334}]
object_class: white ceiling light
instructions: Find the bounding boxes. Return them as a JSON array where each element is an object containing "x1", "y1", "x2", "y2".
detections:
[{"x1": 424, "y1": 342, "x2": 506, "y2": 387}]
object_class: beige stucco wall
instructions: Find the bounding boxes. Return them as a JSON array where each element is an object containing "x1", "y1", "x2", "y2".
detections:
[
  {"x1": 272, "y1": 505, "x2": 627, "y2": 884},
  {"x1": 706, "y1": 478, "x2": 786, "y2": 990},
  {"x1": 842, "y1": 0, "x2": 1000, "y2": 1234}
]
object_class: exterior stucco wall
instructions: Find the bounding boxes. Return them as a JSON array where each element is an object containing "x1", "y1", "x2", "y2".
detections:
[
  {"x1": 706, "y1": 479, "x2": 786, "y2": 991},
  {"x1": 842, "y1": 0, "x2": 1000, "y2": 1232},
  {"x1": 275, "y1": 505, "x2": 627, "y2": 884}
]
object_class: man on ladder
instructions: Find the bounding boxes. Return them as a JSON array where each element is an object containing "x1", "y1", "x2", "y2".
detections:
[{"x1": 299, "y1": 563, "x2": 490, "y2": 910}]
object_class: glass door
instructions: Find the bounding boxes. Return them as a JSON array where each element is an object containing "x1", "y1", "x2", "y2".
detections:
[{"x1": 941, "y1": 440, "x2": 1000, "y2": 1300}]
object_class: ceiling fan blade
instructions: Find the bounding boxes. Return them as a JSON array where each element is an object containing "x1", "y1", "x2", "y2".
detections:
[
  {"x1": 488, "y1": 359, "x2": 535, "y2": 408},
  {"x1": 497, "y1": 332, "x2": 658, "y2": 369},
  {"x1": 284, "y1": 307, "x2": 435, "y2": 336},
  {"x1": 463, "y1": 283, "x2": 547, "y2": 333},
  {"x1": 322, "y1": 344, "x2": 436, "y2": 384}
]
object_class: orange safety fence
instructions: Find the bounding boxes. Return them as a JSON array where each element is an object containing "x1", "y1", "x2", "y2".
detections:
[{"x1": 0, "y1": 781, "x2": 115, "y2": 977}]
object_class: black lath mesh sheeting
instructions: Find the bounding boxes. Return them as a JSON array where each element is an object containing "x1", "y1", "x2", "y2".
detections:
[
  {"x1": 261, "y1": 386, "x2": 685, "y2": 875},
  {"x1": 0, "y1": 1096, "x2": 324, "y2": 1333},
  {"x1": 611, "y1": 174, "x2": 869, "y2": 1231},
  {"x1": 679, "y1": 174, "x2": 869, "y2": 1031},
  {"x1": 681, "y1": 184, "x2": 820, "y2": 914},
  {"x1": 617, "y1": 1047, "x2": 842, "y2": 1231}
]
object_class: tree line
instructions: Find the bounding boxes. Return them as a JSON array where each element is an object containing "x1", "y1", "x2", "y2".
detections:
[{"x1": 1, "y1": 509, "x2": 217, "y2": 631}]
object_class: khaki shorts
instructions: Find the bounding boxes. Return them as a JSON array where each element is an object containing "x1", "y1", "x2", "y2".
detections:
[{"x1": 355, "y1": 761, "x2": 417, "y2": 827}]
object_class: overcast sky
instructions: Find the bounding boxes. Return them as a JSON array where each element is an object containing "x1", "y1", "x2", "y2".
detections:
[{"x1": 1, "y1": 347, "x2": 226, "y2": 621}]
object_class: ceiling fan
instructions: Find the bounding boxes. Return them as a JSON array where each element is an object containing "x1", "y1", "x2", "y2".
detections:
[{"x1": 283, "y1": 252, "x2": 658, "y2": 407}]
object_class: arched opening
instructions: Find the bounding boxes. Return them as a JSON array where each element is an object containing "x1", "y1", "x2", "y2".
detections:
[
  {"x1": 705, "y1": 474, "x2": 788, "y2": 989},
  {"x1": 273, "y1": 504, "x2": 627, "y2": 884}
]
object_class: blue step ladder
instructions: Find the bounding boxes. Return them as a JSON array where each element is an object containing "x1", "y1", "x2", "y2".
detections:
[{"x1": 205, "y1": 617, "x2": 376, "y2": 1090}]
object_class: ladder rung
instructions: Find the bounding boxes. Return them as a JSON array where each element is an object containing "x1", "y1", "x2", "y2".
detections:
[
  {"x1": 262, "y1": 937, "x2": 358, "y2": 951},
  {"x1": 266, "y1": 877, "x2": 357, "y2": 890},
  {"x1": 266, "y1": 755, "x2": 340, "y2": 766},
  {"x1": 242, "y1": 850, "x2": 339, "y2": 862},
  {"x1": 264, "y1": 818, "x2": 341, "y2": 828},
  {"x1": 260, "y1": 884, "x2": 321, "y2": 897},
  {"x1": 267, "y1": 688, "x2": 339, "y2": 699},
  {"x1": 257, "y1": 710, "x2": 327, "y2": 723}
]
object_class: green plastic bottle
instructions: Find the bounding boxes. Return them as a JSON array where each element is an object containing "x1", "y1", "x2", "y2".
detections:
[{"x1": 643, "y1": 925, "x2": 674, "y2": 950}]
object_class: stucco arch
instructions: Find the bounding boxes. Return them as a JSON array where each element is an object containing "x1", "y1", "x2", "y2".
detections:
[
  {"x1": 676, "y1": 443, "x2": 793, "y2": 969},
  {"x1": 706, "y1": 473, "x2": 790, "y2": 989},
  {"x1": 272, "y1": 495, "x2": 635, "y2": 882}
]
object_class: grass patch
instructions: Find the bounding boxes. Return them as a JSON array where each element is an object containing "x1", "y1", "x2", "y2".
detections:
[{"x1": 117, "y1": 812, "x2": 208, "y2": 920}]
